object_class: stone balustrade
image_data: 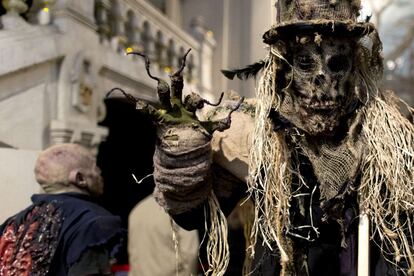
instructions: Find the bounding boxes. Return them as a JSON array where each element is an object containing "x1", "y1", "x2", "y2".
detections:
[
  {"x1": 1, "y1": 0, "x2": 209, "y2": 85},
  {"x1": 0, "y1": 0, "x2": 216, "y2": 151},
  {"x1": 94, "y1": 0, "x2": 200, "y2": 83},
  {"x1": 0, "y1": 0, "x2": 55, "y2": 27}
]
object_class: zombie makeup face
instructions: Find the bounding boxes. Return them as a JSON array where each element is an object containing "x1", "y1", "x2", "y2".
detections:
[
  {"x1": 279, "y1": 35, "x2": 358, "y2": 136},
  {"x1": 35, "y1": 144, "x2": 104, "y2": 197}
]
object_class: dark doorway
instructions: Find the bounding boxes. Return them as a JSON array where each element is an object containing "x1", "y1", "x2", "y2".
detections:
[{"x1": 97, "y1": 97, "x2": 156, "y2": 226}]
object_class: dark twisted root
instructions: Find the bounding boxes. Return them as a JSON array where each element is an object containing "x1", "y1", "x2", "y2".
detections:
[
  {"x1": 204, "y1": 92, "x2": 224, "y2": 107},
  {"x1": 201, "y1": 96, "x2": 245, "y2": 133},
  {"x1": 127, "y1": 51, "x2": 172, "y2": 110},
  {"x1": 126, "y1": 52, "x2": 159, "y2": 82},
  {"x1": 106, "y1": 88, "x2": 162, "y2": 120},
  {"x1": 172, "y1": 49, "x2": 191, "y2": 77},
  {"x1": 106, "y1": 87, "x2": 138, "y2": 104}
]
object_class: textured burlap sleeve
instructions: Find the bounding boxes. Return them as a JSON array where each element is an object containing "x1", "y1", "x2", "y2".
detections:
[
  {"x1": 153, "y1": 124, "x2": 214, "y2": 215},
  {"x1": 153, "y1": 110, "x2": 253, "y2": 215}
]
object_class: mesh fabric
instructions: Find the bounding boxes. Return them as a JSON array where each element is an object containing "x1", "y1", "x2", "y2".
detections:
[{"x1": 297, "y1": 133, "x2": 363, "y2": 200}]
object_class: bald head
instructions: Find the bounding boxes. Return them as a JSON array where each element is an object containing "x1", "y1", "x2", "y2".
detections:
[{"x1": 35, "y1": 144, "x2": 103, "y2": 196}]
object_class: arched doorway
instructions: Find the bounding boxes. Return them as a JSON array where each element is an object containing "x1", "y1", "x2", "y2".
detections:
[{"x1": 97, "y1": 97, "x2": 156, "y2": 226}]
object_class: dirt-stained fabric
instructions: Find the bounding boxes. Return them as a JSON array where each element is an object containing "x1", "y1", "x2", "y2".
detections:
[{"x1": 153, "y1": 125, "x2": 213, "y2": 215}]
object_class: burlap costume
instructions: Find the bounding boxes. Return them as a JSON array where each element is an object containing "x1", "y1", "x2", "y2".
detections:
[{"x1": 147, "y1": 1, "x2": 414, "y2": 275}]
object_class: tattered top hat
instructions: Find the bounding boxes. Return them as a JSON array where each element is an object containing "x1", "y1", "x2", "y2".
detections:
[
  {"x1": 263, "y1": 0, "x2": 376, "y2": 44},
  {"x1": 222, "y1": 0, "x2": 381, "y2": 80}
]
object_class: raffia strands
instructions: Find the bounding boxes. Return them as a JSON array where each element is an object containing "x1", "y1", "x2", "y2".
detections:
[
  {"x1": 247, "y1": 47, "x2": 294, "y2": 275},
  {"x1": 204, "y1": 191, "x2": 230, "y2": 276},
  {"x1": 360, "y1": 96, "x2": 414, "y2": 274}
]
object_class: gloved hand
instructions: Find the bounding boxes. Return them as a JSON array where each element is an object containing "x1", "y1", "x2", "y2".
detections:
[{"x1": 107, "y1": 50, "x2": 243, "y2": 214}]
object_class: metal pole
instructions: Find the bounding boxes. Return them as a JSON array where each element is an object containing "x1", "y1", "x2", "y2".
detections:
[{"x1": 358, "y1": 213, "x2": 370, "y2": 276}]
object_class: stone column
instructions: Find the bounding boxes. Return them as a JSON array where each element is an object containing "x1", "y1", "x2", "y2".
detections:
[{"x1": 165, "y1": 0, "x2": 181, "y2": 27}]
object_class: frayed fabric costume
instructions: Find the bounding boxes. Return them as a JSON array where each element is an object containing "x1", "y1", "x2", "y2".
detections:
[
  {"x1": 243, "y1": 1, "x2": 414, "y2": 275},
  {"x1": 109, "y1": 1, "x2": 414, "y2": 274},
  {"x1": 0, "y1": 193, "x2": 125, "y2": 276}
]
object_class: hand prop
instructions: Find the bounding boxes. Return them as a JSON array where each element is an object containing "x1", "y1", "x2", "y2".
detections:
[{"x1": 106, "y1": 49, "x2": 244, "y2": 135}]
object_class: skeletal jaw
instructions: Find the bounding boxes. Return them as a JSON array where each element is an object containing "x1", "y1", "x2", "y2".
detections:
[
  {"x1": 297, "y1": 93, "x2": 339, "y2": 111},
  {"x1": 278, "y1": 35, "x2": 357, "y2": 136}
]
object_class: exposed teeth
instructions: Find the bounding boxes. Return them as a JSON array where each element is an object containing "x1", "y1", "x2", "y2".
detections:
[
  {"x1": 297, "y1": 94, "x2": 339, "y2": 110},
  {"x1": 303, "y1": 100, "x2": 337, "y2": 110}
]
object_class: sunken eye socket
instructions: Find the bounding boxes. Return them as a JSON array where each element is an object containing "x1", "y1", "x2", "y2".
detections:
[
  {"x1": 327, "y1": 55, "x2": 351, "y2": 73},
  {"x1": 296, "y1": 55, "x2": 316, "y2": 71}
]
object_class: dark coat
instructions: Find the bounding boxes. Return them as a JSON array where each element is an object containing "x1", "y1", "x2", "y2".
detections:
[{"x1": 0, "y1": 193, "x2": 125, "y2": 276}]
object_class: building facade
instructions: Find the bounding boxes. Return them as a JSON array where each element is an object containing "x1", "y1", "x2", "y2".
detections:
[{"x1": 0, "y1": 0, "x2": 273, "y2": 221}]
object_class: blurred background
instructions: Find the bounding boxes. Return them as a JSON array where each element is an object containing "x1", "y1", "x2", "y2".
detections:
[
  {"x1": 0, "y1": 0, "x2": 276, "y2": 224},
  {"x1": 363, "y1": 0, "x2": 414, "y2": 106},
  {"x1": 0, "y1": 0, "x2": 413, "y2": 271}
]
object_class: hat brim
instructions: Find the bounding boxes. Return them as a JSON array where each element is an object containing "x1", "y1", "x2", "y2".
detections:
[{"x1": 263, "y1": 20, "x2": 376, "y2": 45}]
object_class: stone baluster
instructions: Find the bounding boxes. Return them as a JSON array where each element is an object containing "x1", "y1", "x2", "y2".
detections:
[
  {"x1": 124, "y1": 10, "x2": 143, "y2": 53},
  {"x1": 186, "y1": 53, "x2": 195, "y2": 83},
  {"x1": 37, "y1": 0, "x2": 55, "y2": 25},
  {"x1": 1, "y1": 0, "x2": 29, "y2": 29},
  {"x1": 154, "y1": 31, "x2": 167, "y2": 69},
  {"x1": 177, "y1": 46, "x2": 185, "y2": 69},
  {"x1": 2, "y1": 0, "x2": 28, "y2": 14},
  {"x1": 141, "y1": 21, "x2": 154, "y2": 58},
  {"x1": 166, "y1": 39, "x2": 177, "y2": 73},
  {"x1": 108, "y1": 0, "x2": 127, "y2": 52},
  {"x1": 94, "y1": 0, "x2": 111, "y2": 42},
  {"x1": 192, "y1": 53, "x2": 200, "y2": 84}
]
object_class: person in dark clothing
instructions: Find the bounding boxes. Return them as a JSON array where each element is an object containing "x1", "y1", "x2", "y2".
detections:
[{"x1": 0, "y1": 143, "x2": 125, "y2": 276}]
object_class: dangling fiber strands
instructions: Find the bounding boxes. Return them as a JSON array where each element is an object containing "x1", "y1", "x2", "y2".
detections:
[
  {"x1": 360, "y1": 95, "x2": 414, "y2": 274},
  {"x1": 247, "y1": 47, "x2": 296, "y2": 275},
  {"x1": 245, "y1": 38, "x2": 414, "y2": 275},
  {"x1": 204, "y1": 192, "x2": 230, "y2": 276}
]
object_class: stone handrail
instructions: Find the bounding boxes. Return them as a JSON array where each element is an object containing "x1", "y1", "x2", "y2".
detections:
[
  {"x1": 1, "y1": 0, "x2": 216, "y2": 93},
  {"x1": 94, "y1": 0, "x2": 199, "y2": 83}
]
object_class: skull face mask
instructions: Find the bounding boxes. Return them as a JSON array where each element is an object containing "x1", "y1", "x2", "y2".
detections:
[{"x1": 279, "y1": 35, "x2": 358, "y2": 136}]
